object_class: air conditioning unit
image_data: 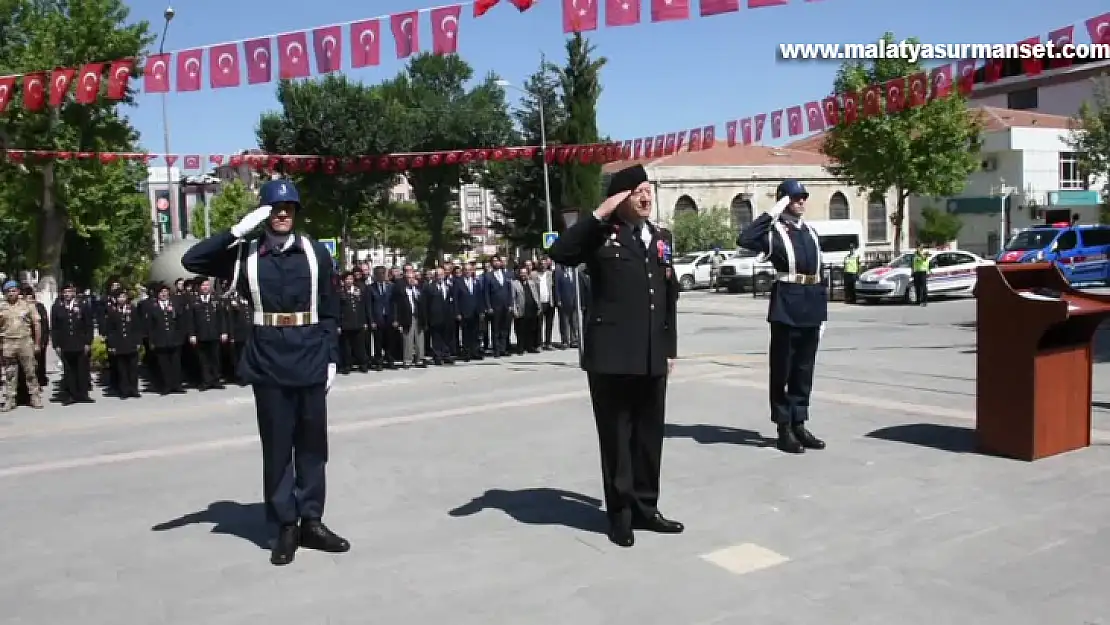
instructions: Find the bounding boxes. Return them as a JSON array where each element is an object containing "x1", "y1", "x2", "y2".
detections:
[{"x1": 981, "y1": 158, "x2": 998, "y2": 172}]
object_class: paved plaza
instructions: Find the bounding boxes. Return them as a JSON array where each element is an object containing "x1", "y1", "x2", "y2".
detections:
[{"x1": 2, "y1": 291, "x2": 1110, "y2": 624}]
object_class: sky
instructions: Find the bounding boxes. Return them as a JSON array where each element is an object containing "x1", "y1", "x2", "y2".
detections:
[{"x1": 121, "y1": 0, "x2": 1109, "y2": 158}]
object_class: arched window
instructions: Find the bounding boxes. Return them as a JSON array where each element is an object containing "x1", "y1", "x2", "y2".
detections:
[
  {"x1": 828, "y1": 191, "x2": 850, "y2": 220},
  {"x1": 674, "y1": 195, "x2": 698, "y2": 215},
  {"x1": 729, "y1": 194, "x2": 753, "y2": 228},
  {"x1": 866, "y1": 193, "x2": 888, "y2": 242}
]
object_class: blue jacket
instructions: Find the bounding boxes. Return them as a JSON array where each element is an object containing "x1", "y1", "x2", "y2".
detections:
[{"x1": 737, "y1": 213, "x2": 827, "y2": 327}]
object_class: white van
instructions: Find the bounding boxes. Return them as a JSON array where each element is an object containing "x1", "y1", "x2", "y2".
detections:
[{"x1": 716, "y1": 219, "x2": 865, "y2": 293}]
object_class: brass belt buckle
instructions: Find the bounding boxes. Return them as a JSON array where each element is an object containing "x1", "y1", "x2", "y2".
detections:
[{"x1": 274, "y1": 313, "x2": 295, "y2": 327}]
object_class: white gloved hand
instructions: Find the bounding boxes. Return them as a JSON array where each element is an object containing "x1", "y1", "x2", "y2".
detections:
[
  {"x1": 767, "y1": 196, "x2": 791, "y2": 218},
  {"x1": 230, "y1": 205, "x2": 273, "y2": 238},
  {"x1": 819, "y1": 322, "x2": 827, "y2": 340},
  {"x1": 326, "y1": 363, "x2": 337, "y2": 392}
]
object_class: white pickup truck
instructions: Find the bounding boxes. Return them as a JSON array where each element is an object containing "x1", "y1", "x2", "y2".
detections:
[{"x1": 715, "y1": 219, "x2": 865, "y2": 293}]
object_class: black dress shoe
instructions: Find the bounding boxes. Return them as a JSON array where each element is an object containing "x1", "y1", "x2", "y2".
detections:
[
  {"x1": 793, "y1": 425, "x2": 826, "y2": 450},
  {"x1": 607, "y1": 522, "x2": 634, "y2": 548},
  {"x1": 633, "y1": 512, "x2": 684, "y2": 534},
  {"x1": 270, "y1": 524, "x2": 298, "y2": 566},
  {"x1": 299, "y1": 520, "x2": 350, "y2": 553},
  {"x1": 776, "y1": 425, "x2": 805, "y2": 454}
]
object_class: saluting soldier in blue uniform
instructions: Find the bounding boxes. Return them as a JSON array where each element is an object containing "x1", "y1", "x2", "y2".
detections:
[
  {"x1": 182, "y1": 179, "x2": 350, "y2": 566},
  {"x1": 738, "y1": 179, "x2": 828, "y2": 455}
]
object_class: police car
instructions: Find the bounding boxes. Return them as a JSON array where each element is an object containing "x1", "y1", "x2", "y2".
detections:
[
  {"x1": 855, "y1": 249, "x2": 992, "y2": 304},
  {"x1": 672, "y1": 250, "x2": 737, "y2": 291},
  {"x1": 997, "y1": 223, "x2": 1110, "y2": 285}
]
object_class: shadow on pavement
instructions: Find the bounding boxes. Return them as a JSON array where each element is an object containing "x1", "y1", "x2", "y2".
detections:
[
  {"x1": 448, "y1": 488, "x2": 607, "y2": 535},
  {"x1": 151, "y1": 500, "x2": 271, "y2": 549},
  {"x1": 866, "y1": 423, "x2": 976, "y2": 453},
  {"x1": 665, "y1": 423, "x2": 775, "y2": 447}
]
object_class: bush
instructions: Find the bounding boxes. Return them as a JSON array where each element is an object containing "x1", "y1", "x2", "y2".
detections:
[
  {"x1": 916, "y1": 206, "x2": 962, "y2": 247},
  {"x1": 88, "y1": 335, "x2": 144, "y2": 370}
]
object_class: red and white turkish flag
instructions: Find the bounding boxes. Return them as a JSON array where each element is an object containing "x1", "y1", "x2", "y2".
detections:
[
  {"x1": 664, "y1": 134, "x2": 676, "y2": 155},
  {"x1": 739, "y1": 118, "x2": 753, "y2": 145},
  {"x1": 209, "y1": 44, "x2": 241, "y2": 88},
  {"x1": 654, "y1": 135, "x2": 665, "y2": 155},
  {"x1": 786, "y1": 106, "x2": 803, "y2": 136},
  {"x1": 1086, "y1": 12, "x2": 1110, "y2": 45},
  {"x1": 687, "y1": 128, "x2": 701, "y2": 151},
  {"x1": 430, "y1": 5, "x2": 462, "y2": 55},
  {"x1": 702, "y1": 125, "x2": 715, "y2": 149},
  {"x1": 821, "y1": 96, "x2": 838, "y2": 126},
  {"x1": 641, "y1": 137, "x2": 653, "y2": 158},
  {"x1": 621, "y1": 140, "x2": 632, "y2": 158},
  {"x1": 391, "y1": 11, "x2": 420, "y2": 58},
  {"x1": 770, "y1": 110, "x2": 783, "y2": 139},
  {"x1": 651, "y1": 0, "x2": 689, "y2": 22},
  {"x1": 753, "y1": 114, "x2": 765, "y2": 142},
  {"x1": 675, "y1": 130, "x2": 686, "y2": 152},
  {"x1": 929, "y1": 65, "x2": 952, "y2": 100},
  {"x1": 0, "y1": 75, "x2": 15, "y2": 112},
  {"x1": 747, "y1": 0, "x2": 787, "y2": 6},
  {"x1": 350, "y1": 20, "x2": 382, "y2": 68},
  {"x1": 984, "y1": 59, "x2": 1003, "y2": 83},
  {"x1": 633, "y1": 139, "x2": 643, "y2": 158},
  {"x1": 1047, "y1": 26, "x2": 1074, "y2": 68},
  {"x1": 313, "y1": 26, "x2": 343, "y2": 73},
  {"x1": 175, "y1": 49, "x2": 203, "y2": 92},
  {"x1": 106, "y1": 60, "x2": 132, "y2": 99},
  {"x1": 862, "y1": 85, "x2": 882, "y2": 116},
  {"x1": 804, "y1": 101, "x2": 824, "y2": 132},
  {"x1": 277, "y1": 32, "x2": 311, "y2": 79},
  {"x1": 562, "y1": 0, "x2": 598, "y2": 33},
  {"x1": 907, "y1": 72, "x2": 927, "y2": 107},
  {"x1": 183, "y1": 155, "x2": 201, "y2": 169},
  {"x1": 605, "y1": 0, "x2": 640, "y2": 27},
  {"x1": 725, "y1": 121, "x2": 737, "y2": 146},
  {"x1": 49, "y1": 68, "x2": 75, "y2": 107},
  {"x1": 956, "y1": 59, "x2": 976, "y2": 94},
  {"x1": 1018, "y1": 37, "x2": 1042, "y2": 76},
  {"x1": 885, "y1": 77, "x2": 905, "y2": 113},
  {"x1": 144, "y1": 54, "x2": 171, "y2": 93},
  {"x1": 700, "y1": 0, "x2": 738, "y2": 16},
  {"x1": 22, "y1": 73, "x2": 46, "y2": 111},
  {"x1": 243, "y1": 38, "x2": 272, "y2": 84},
  {"x1": 842, "y1": 91, "x2": 858, "y2": 124}
]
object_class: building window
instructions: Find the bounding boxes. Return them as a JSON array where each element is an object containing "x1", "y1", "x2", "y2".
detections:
[
  {"x1": 1059, "y1": 152, "x2": 1085, "y2": 190},
  {"x1": 729, "y1": 194, "x2": 752, "y2": 228},
  {"x1": 1006, "y1": 88, "x2": 1038, "y2": 110},
  {"x1": 866, "y1": 193, "x2": 887, "y2": 242},
  {"x1": 674, "y1": 195, "x2": 697, "y2": 215},
  {"x1": 465, "y1": 192, "x2": 482, "y2": 209},
  {"x1": 828, "y1": 191, "x2": 850, "y2": 220}
]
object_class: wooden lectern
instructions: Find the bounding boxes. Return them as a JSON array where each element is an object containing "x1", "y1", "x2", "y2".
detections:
[{"x1": 976, "y1": 262, "x2": 1110, "y2": 461}]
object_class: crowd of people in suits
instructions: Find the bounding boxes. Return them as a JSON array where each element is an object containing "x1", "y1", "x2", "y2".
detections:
[{"x1": 3, "y1": 255, "x2": 588, "y2": 409}]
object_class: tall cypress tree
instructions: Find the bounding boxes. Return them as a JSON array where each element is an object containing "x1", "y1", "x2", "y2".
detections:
[{"x1": 556, "y1": 33, "x2": 606, "y2": 215}]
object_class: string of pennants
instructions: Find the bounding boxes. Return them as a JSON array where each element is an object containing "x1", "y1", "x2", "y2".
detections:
[
  {"x1": 0, "y1": 143, "x2": 627, "y2": 172},
  {"x1": 618, "y1": 11, "x2": 1110, "y2": 157},
  {"x1": 562, "y1": 0, "x2": 821, "y2": 32}
]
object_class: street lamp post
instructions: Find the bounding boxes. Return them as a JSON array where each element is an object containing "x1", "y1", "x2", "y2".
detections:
[
  {"x1": 495, "y1": 78, "x2": 554, "y2": 234},
  {"x1": 992, "y1": 178, "x2": 1016, "y2": 255},
  {"x1": 159, "y1": 6, "x2": 175, "y2": 248}
]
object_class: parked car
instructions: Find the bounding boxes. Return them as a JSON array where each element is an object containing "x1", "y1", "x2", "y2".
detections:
[
  {"x1": 717, "y1": 219, "x2": 865, "y2": 293},
  {"x1": 672, "y1": 250, "x2": 736, "y2": 291},
  {"x1": 855, "y1": 249, "x2": 993, "y2": 304}
]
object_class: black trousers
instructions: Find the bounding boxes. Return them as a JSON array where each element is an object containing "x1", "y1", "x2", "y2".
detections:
[
  {"x1": 371, "y1": 325, "x2": 392, "y2": 364},
  {"x1": 428, "y1": 323, "x2": 454, "y2": 361},
  {"x1": 459, "y1": 315, "x2": 480, "y2": 359},
  {"x1": 111, "y1": 352, "x2": 140, "y2": 397},
  {"x1": 912, "y1": 271, "x2": 928, "y2": 304},
  {"x1": 154, "y1": 346, "x2": 182, "y2": 392},
  {"x1": 196, "y1": 340, "x2": 222, "y2": 387},
  {"x1": 843, "y1": 272, "x2": 857, "y2": 303},
  {"x1": 340, "y1": 328, "x2": 367, "y2": 370},
  {"x1": 492, "y1": 307, "x2": 512, "y2": 355},
  {"x1": 514, "y1": 315, "x2": 538, "y2": 352},
  {"x1": 35, "y1": 347, "x2": 47, "y2": 387},
  {"x1": 60, "y1": 350, "x2": 90, "y2": 400},
  {"x1": 768, "y1": 322, "x2": 820, "y2": 425},
  {"x1": 253, "y1": 384, "x2": 328, "y2": 526},
  {"x1": 540, "y1": 303, "x2": 556, "y2": 346},
  {"x1": 586, "y1": 373, "x2": 667, "y2": 524}
]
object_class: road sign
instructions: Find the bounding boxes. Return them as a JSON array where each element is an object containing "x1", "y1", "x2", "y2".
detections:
[
  {"x1": 320, "y1": 238, "x2": 338, "y2": 259},
  {"x1": 542, "y1": 231, "x2": 558, "y2": 249}
]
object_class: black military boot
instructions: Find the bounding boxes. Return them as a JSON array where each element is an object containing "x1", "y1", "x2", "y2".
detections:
[
  {"x1": 270, "y1": 524, "x2": 299, "y2": 566},
  {"x1": 792, "y1": 424, "x2": 826, "y2": 450},
  {"x1": 299, "y1": 519, "x2": 351, "y2": 553},
  {"x1": 776, "y1": 424, "x2": 805, "y2": 454}
]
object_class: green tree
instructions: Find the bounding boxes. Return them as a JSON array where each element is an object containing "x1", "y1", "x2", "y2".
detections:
[
  {"x1": 382, "y1": 53, "x2": 514, "y2": 266},
  {"x1": 1068, "y1": 76, "x2": 1110, "y2": 222},
  {"x1": 190, "y1": 179, "x2": 256, "y2": 238},
  {"x1": 555, "y1": 33, "x2": 606, "y2": 214},
  {"x1": 484, "y1": 61, "x2": 568, "y2": 248},
  {"x1": 821, "y1": 32, "x2": 981, "y2": 253},
  {"x1": 0, "y1": 0, "x2": 154, "y2": 291},
  {"x1": 670, "y1": 208, "x2": 734, "y2": 254},
  {"x1": 914, "y1": 206, "x2": 963, "y2": 247}
]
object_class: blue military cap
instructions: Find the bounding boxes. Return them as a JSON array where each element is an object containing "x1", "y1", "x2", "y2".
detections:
[
  {"x1": 775, "y1": 179, "x2": 809, "y2": 201},
  {"x1": 259, "y1": 179, "x2": 301, "y2": 209},
  {"x1": 2, "y1": 280, "x2": 18, "y2": 292}
]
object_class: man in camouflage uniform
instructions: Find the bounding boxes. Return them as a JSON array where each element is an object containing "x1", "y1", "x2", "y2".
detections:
[{"x1": 0, "y1": 280, "x2": 43, "y2": 410}]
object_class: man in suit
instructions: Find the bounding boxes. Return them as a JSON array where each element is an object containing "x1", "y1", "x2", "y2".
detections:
[
  {"x1": 422, "y1": 268, "x2": 457, "y2": 365},
  {"x1": 391, "y1": 268, "x2": 426, "y2": 369},
  {"x1": 367, "y1": 268, "x2": 393, "y2": 370},
  {"x1": 482, "y1": 255, "x2": 513, "y2": 357},
  {"x1": 547, "y1": 164, "x2": 683, "y2": 548},
  {"x1": 453, "y1": 262, "x2": 483, "y2": 361},
  {"x1": 553, "y1": 264, "x2": 580, "y2": 349},
  {"x1": 737, "y1": 178, "x2": 828, "y2": 455}
]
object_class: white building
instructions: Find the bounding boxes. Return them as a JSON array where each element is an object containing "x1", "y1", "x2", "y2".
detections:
[
  {"x1": 968, "y1": 59, "x2": 1109, "y2": 118},
  {"x1": 603, "y1": 143, "x2": 905, "y2": 253}
]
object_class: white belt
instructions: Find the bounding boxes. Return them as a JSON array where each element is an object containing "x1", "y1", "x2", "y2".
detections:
[
  {"x1": 252, "y1": 312, "x2": 317, "y2": 327},
  {"x1": 777, "y1": 274, "x2": 822, "y2": 285}
]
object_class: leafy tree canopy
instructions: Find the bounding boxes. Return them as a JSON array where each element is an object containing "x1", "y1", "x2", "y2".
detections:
[
  {"x1": 822, "y1": 32, "x2": 981, "y2": 252},
  {"x1": 1069, "y1": 76, "x2": 1110, "y2": 191},
  {"x1": 190, "y1": 179, "x2": 256, "y2": 238},
  {"x1": 670, "y1": 208, "x2": 734, "y2": 254},
  {"x1": 556, "y1": 33, "x2": 606, "y2": 214},
  {"x1": 914, "y1": 206, "x2": 963, "y2": 247}
]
